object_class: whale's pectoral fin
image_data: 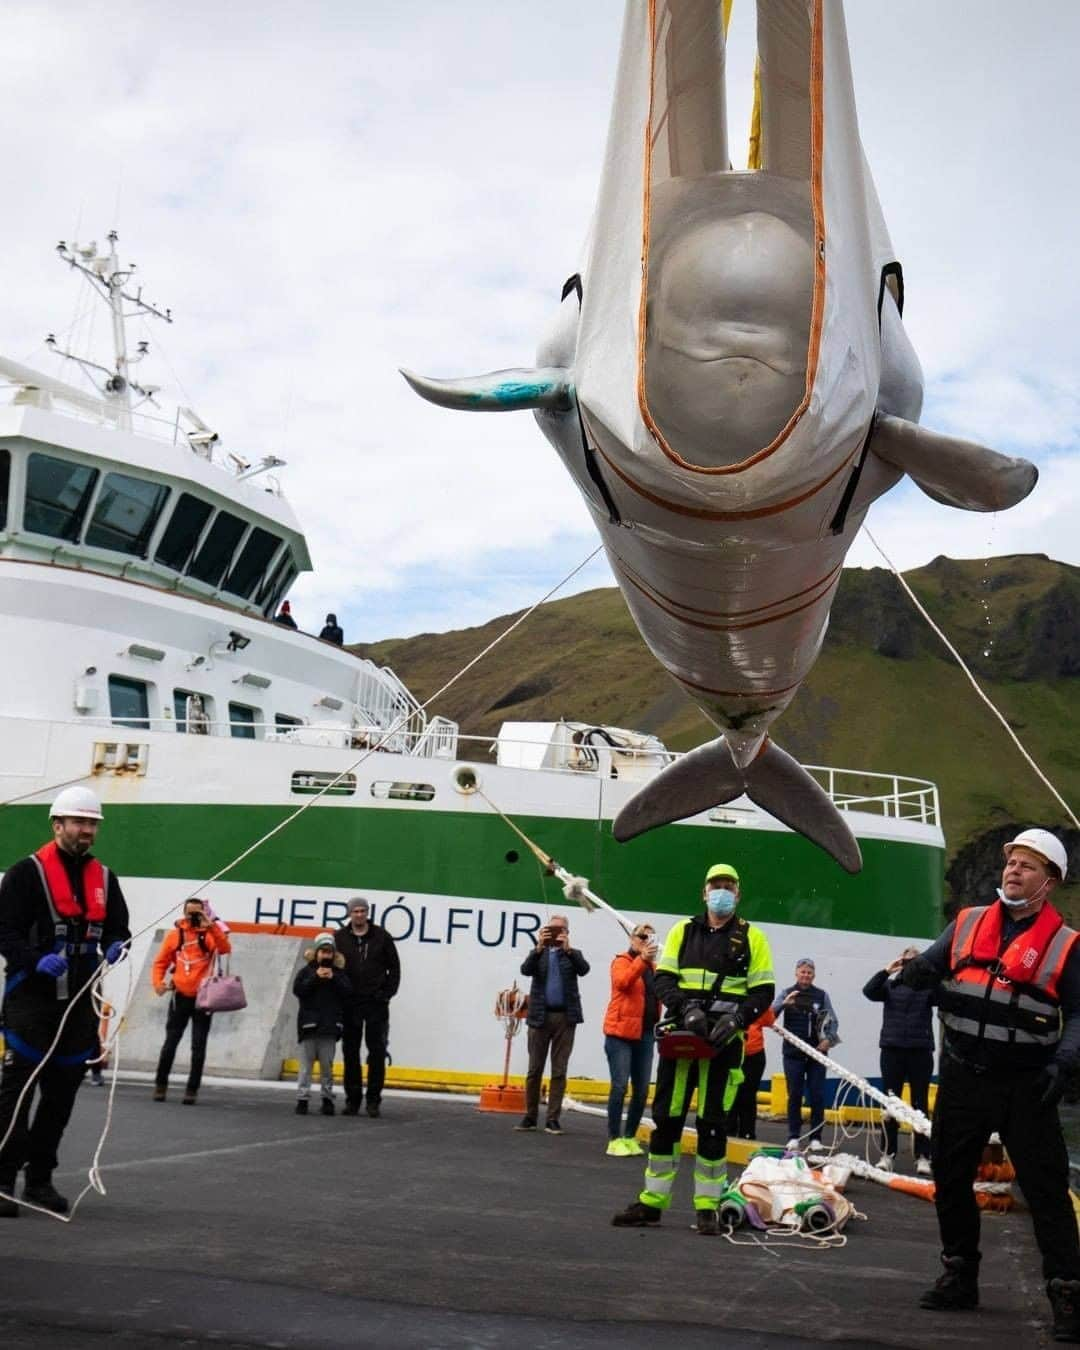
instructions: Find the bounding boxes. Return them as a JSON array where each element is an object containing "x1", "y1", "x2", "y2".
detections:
[
  {"x1": 871, "y1": 412, "x2": 1038, "y2": 512},
  {"x1": 400, "y1": 366, "x2": 573, "y2": 413},
  {"x1": 612, "y1": 736, "x2": 863, "y2": 874}
]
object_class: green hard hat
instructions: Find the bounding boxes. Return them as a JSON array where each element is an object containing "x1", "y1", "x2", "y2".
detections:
[{"x1": 705, "y1": 863, "x2": 739, "y2": 884}]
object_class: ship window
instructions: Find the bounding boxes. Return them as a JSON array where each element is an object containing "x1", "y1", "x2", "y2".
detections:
[
  {"x1": 228, "y1": 702, "x2": 259, "y2": 739},
  {"x1": 0, "y1": 449, "x2": 9, "y2": 529},
  {"x1": 291, "y1": 770, "x2": 356, "y2": 796},
  {"x1": 257, "y1": 546, "x2": 296, "y2": 611},
  {"x1": 275, "y1": 713, "x2": 303, "y2": 730},
  {"x1": 155, "y1": 493, "x2": 213, "y2": 571},
  {"x1": 370, "y1": 781, "x2": 436, "y2": 802},
  {"x1": 224, "y1": 526, "x2": 281, "y2": 599},
  {"x1": 108, "y1": 675, "x2": 151, "y2": 729},
  {"x1": 174, "y1": 688, "x2": 212, "y2": 733},
  {"x1": 24, "y1": 453, "x2": 99, "y2": 541},
  {"x1": 85, "y1": 472, "x2": 171, "y2": 557},
  {"x1": 188, "y1": 511, "x2": 247, "y2": 587}
]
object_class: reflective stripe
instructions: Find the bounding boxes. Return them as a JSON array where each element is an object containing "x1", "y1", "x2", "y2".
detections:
[
  {"x1": 640, "y1": 1151, "x2": 679, "y2": 1209},
  {"x1": 723, "y1": 1066, "x2": 744, "y2": 1113},
  {"x1": 939, "y1": 1013, "x2": 1057, "y2": 1045},
  {"x1": 949, "y1": 906, "x2": 986, "y2": 967},
  {"x1": 693, "y1": 1156, "x2": 728, "y2": 1206},
  {"x1": 671, "y1": 1058, "x2": 695, "y2": 1117},
  {"x1": 1037, "y1": 924, "x2": 1080, "y2": 998}
]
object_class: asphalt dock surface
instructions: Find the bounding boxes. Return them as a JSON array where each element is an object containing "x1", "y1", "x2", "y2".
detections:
[{"x1": 0, "y1": 1079, "x2": 1059, "y2": 1348}]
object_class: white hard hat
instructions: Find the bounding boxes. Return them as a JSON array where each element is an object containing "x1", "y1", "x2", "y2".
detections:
[
  {"x1": 1004, "y1": 828, "x2": 1068, "y2": 882},
  {"x1": 49, "y1": 785, "x2": 104, "y2": 821}
]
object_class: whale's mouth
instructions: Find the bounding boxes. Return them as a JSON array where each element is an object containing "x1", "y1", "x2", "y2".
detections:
[{"x1": 639, "y1": 1, "x2": 822, "y2": 473}]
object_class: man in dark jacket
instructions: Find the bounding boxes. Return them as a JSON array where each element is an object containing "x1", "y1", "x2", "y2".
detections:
[
  {"x1": 517, "y1": 913, "x2": 590, "y2": 1135},
  {"x1": 863, "y1": 946, "x2": 935, "y2": 1174},
  {"x1": 293, "y1": 933, "x2": 352, "y2": 1116},
  {"x1": 334, "y1": 898, "x2": 400, "y2": 1117},
  {"x1": 318, "y1": 613, "x2": 344, "y2": 645},
  {"x1": 0, "y1": 788, "x2": 130, "y2": 1218}
]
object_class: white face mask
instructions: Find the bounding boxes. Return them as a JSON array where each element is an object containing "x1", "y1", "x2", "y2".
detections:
[{"x1": 997, "y1": 878, "x2": 1049, "y2": 910}]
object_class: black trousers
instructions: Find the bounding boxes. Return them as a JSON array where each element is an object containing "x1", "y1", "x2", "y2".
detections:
[
  {"x1": 932, "y1": 1054, "x2": 1080, "y2": 1281},
  {"x1": 342, "y1": 1000, "x2": 389, "y2": 1105},
  {"x1": 725, "y1": 1048, "x2": 766, "y2": 1139},
  {"x1": 0, "y1": 990, "x2": 95, "y2": 1184},
  {"x1": 650, "y1": 1039, "x2": 741, "y2": 1162},
  {"x1": 879, "y1": 1045, "x2": 933, "y2": 1159},
  {"x1": 155, "y1": 993, "x2": 213, "y2": 1093}
]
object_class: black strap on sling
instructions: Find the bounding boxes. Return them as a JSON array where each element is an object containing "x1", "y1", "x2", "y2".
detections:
[{"x1": 561, "y1": 272, "x2": 622, "y2": 525}]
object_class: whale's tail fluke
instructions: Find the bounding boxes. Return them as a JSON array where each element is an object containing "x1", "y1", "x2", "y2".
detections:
[{"x1": 612, "y1": 736, "x2": 863, "y2": 874}]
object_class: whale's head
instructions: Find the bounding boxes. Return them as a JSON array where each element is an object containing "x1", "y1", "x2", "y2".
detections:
[{"x1": 643, "y1": 172, "x2": 815, "y2": 469}]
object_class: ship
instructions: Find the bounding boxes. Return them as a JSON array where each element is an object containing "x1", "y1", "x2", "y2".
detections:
[{"x1": 0, "y1": 233, "x2": 946, "y2": 1083}]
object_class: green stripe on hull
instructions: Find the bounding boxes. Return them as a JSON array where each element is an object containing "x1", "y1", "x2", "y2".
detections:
[{"x1": 0, "y1": 803, "x2": 944, "y2": 937}]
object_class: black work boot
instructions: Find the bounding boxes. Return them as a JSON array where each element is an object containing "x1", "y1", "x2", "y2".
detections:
[
  {"x1": 321, "y1": 1098, "x2": 335, "y2": 1116},
  {"x1": 695, "y1": 1208, "x2": 720, "y2": 1236},
  {"x1": 612, "y1": 1200, "x2": 662, "y2": 1228},
  {"x1": 23, "y1": 1175, "x2": 69, "y2": 1215},
  {"x1": 295, "y1": 1099, "x2": 309, "y2": 1115},
  {"x1": 0, "y1": 1176, "x2": 18, "y2": 1219},
  {"x1": 919, "y1": 1255, "x2": 979, "y2": 1311},
  {"x1": 1048, "y1": 1278, "x2": 1080, "y2": 1342}
]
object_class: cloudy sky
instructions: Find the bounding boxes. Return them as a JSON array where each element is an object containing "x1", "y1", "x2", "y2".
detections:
[{"x1": 2, "y1": 1, "x2": 1077, "y2": 642}]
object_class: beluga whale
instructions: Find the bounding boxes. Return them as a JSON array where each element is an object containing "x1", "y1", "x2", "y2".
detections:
[{"x1": 403, "y1": 0, "x2": 1037, "y2": 873}]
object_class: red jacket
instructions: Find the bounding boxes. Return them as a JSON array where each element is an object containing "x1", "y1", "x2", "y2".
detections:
[
  {"x1": 153, "y1": 918, "x2": 231, "y2": 997},
  {"x1": 603, "y1": 952, "x2": 658, "y2": 1040}
]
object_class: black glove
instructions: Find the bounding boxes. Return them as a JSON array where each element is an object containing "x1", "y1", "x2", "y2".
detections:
[
  {"x1": 1038, "y1": 1062, "x2": 1064, "y2": 1110},
  {"x1": 683, "y1": 1005, "x2": 708, "y2": 1038},
  {"x1": 709, "y1": 1009, "x2": 743, "y2": 1046}
]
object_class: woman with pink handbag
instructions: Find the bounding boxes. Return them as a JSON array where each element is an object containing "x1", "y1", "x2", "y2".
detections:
[{"x1": 151, "y1": 898, "x2": 232, "y2": 1105}]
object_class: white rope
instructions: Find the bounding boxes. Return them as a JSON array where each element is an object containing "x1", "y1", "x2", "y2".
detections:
[{"x1": 862, "y1": 525, "x2": 1079, "y2": 829}]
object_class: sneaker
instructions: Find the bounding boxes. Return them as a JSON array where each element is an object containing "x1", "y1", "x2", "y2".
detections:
[
  {"x1": 1048, "y1": 1277, "x2": 1080, "y2": 1342},
  {"x1": 90, "y1": 1070, "x2": 105, "y2": 1086},
  {"x1": 916, "y1": 1158, "x2": 933, "y2": 1178},
  {"x1": 23, "y1": 1179, "x2": 69, "y2": 1215},
  {"x1": 612, "y1": 1200, "x2": 661, "y2": 1227},
  {"x1": 182, "y1": 1092, "x2": 197, "y2": 1106},
  {"x1": 295, "y1": 1099, "x2": 309, "y2": 1115},
  {"x1": 606, "y1": 1139, "x2": 626, "y2": 1157},
  {"x1": 342, "y1": 1102, "x2": 360, "y2": 1116},
  {"x1": 0, "y1": 1183, "x2": 17, "y2": 1220},
  {"x1": 321, "y1": 1098, "x2": 335, "y2": 1117},
  {"x1": 365, "y1": 1102, "x2": 380, "y2": 1118},
  {"x1": 919, "y1": 1257, "x2": 979, "y2": 1311},
  {"x1": 696, "y1": 1208, "x2": 720, "y2": 1236},
  {"x1": 514, "y1": 1116, "x2": 538, "y2": 1132},
  {"x1": 152, "y1": 1085, "x2": 167, "y2": 1102},
  {"x1": 622, "y1": 1137, "x2": 645, "y2": 1156},
  {"x1": 544, "y1": 1119, "x2": 563, "y2": 1135},
  {"x1": 878, "y1": 1153, "x2": 895, "y2": 1173},
  {"x1": 785, "y1": 1138, "x2": 801, "y2": 1152}
]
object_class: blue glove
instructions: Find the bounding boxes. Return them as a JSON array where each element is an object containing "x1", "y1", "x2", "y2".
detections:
[
  {"x1": 105, "y1": 941, "x2": 126, "y2": 965},
  {"x1": 36, "y1": 953, "x2": 68, "y2": 979}
]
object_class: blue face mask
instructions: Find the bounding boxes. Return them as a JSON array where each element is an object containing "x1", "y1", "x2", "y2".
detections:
[{"x1": 707, "y1": 887, "x2": 737, "y2": 916}]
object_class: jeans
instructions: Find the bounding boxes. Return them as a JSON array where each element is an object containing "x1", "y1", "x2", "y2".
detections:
[
  {"x1": 525, "y1": 1012, "x2": 576, "y2": 1123},
  {"x1": 784, "y1": 1053, "x2": 826, "y2": 1142},
  {"x1": 297, "y1": 1036, "x2": 336, "y2": 1101},
  {"x1": 604, "y1": 1032, "x2": 655, "y2": 1139},
  {"x1": 879, "y1": 1045, "x2": 933, "y2": 1158},
  {"x1": 155, "y1": 992, "x2": 213, "y2": 1094}
]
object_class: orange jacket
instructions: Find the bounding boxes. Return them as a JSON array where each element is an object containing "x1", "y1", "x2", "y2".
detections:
[
  {"x1": 603, "y1": 952, "x2": 658, "y2": 1040},
  {"x1": 153, "y1": 918, "x2": 231, "y2": 997},
  {"x1": 743, "y1": 1006, "x2": 776, "y2": 1057}
]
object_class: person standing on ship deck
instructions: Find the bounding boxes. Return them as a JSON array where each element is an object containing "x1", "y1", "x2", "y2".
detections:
[
  {"x1": 900, "y1": 827, "x2": 1080, "y2": 1342},
  {"x1": 335, "y1": 898, "x2": 400, "y2": 1118},
  {"x1": 0, "y1": 787, "x2": 130, "y2": 1218}
]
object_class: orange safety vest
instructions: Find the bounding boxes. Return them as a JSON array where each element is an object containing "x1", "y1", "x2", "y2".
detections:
[{"x1": 938, "y1": 901, "x2": 1079, "y2": 1049}]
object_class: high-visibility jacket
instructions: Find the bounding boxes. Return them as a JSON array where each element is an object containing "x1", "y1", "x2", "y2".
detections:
[
  {"x1": 656, "y1": 914, "x2": 774, "y2": 1007},
  {"x1": 938, "y1": 901, "x2": 1079, "y2": 1053}
]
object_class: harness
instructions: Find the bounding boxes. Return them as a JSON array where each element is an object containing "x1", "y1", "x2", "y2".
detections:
[{"x1": 27, "y1": 843, "x2": 109, "y2": 1003}]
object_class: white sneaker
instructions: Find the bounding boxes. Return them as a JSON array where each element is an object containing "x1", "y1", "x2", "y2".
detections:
[
  {"x1": 915, "y1": 1158, "x2": 932, "y2": 1177},
  {"x1": 786, "y1": 1138, "x2": 801, "y2": 1151},
  {"x1": 878, "y1": 1153, "x2": 895, "y2": 1172}
]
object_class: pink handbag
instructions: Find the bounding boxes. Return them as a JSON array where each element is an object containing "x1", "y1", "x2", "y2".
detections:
[{"x1": 195, "y1": 955, "x2": 247, "y2": 1013}]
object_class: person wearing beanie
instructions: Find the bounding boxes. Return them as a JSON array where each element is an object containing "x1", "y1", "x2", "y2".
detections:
[
  {"x1": 292, "y1": 933, "x2": 352, "y2": 1116},
  {"x1": 772, "y1": 957, "x2": 840, "y2": 1151},
  {"x1": 274, "y1": 600, "x2": 297, "y2": 629}
]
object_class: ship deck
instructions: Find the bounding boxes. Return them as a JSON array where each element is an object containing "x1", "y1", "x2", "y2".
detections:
[{"x1": 0, "y1": 1078, "x2": 1051, "y2": 1348}]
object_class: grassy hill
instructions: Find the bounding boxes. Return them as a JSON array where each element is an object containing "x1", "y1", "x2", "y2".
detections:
[{"x1": 354, "y1": 553, "x2": 1080, "y2": 912}]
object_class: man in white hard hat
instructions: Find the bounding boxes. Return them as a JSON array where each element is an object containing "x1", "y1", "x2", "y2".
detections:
[
  {"x1": 899, "y1": 826, "x2": 1080, "y2": 1340},
  {"x1": 0, "y1": 786, "x2": 130, "y2": 1218}
]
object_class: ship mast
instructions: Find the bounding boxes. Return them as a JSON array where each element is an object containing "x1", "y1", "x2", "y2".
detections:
[{"x1": 47, "y1": 230, "x2": 172, "y2": 432}]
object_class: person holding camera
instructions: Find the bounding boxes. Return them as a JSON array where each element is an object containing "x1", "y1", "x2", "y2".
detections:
[
  {"x1": 517, "y1": 914, "x2": 590, "y2": 1135},
  {"x1": 612, "y1": 862, "x2": 775, "y2": 1234},
  {"x1": 151, "y1": 896, "x2": 231, "y2": 1105},
  {"x1": 603, "y1": 924, "x2": 660, "y2": 1156},
  {"x1": 773, "y1": 958, "x2": 840, "y2": 1150},
  {"x1": 862, "y1": 946, "x2": 935, "y2": 1175},
  {"x1": 898, "y1": 828, "x2": 1080, "y2": 1339},
  {"x1": 292, "y1": 933, "x2": 352, "y2": 1116}
]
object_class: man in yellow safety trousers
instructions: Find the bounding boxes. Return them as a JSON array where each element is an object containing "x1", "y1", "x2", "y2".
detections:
[{"x1": 611, "y1": 862, "x2": 775, "y2": 1235}]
